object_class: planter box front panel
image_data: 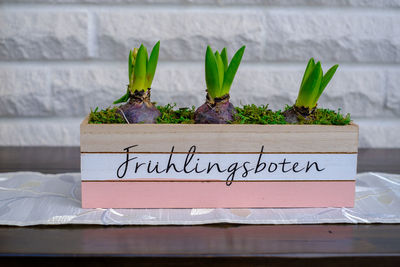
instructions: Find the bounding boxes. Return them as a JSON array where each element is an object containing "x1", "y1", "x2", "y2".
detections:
[{"x1": 80, "y1": 117, "x2": 358, "y2": 208}]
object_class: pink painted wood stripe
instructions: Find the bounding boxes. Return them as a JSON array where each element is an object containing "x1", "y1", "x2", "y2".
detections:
[{"x1": 81, "y1": 181, "x2": 355, "y2": 208}]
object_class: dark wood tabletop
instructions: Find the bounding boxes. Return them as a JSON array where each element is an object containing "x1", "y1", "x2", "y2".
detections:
[{"x1": 1, "y1": 147, "x2": 400, "y2": 266}]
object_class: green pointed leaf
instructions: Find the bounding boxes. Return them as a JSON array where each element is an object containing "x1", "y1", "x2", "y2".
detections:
[
  {"x1": 128, "y1": 50, "x2": 133, "y2": 83},
  {"x1": 143, "y1": 45, "x2": 148, "y2": 72},
  {"x1": 145, "y1": 41, "x2": 160, "y2": 89},
  {"x1": 131, "y1": 48, "x2": 138, "y2": 64},
  {"x1": 214, "y1": 51, "x2": 224, "y2": 95},
  {"x1": 113, "y1": 88, "x2": 130, "y2": 104},
  {"x1": 131, "y1": 44, "x2": 147, "y2": 92},
  {"x1": 221, "y1": 45, "x2": 245, "y2": 96},
  {"x1": 315, "y1": 64, "x2": 338, "y2": 103},
  {"x1": 300, "y1": 58, "x2": 315, "y2": 90},
  {"x1": 205, "y1": 46, "x2": 220, "y2": 99},
  {"x1": 113, "y1": 92, "x2": 130, "y2": 104},
  {"x1": 220, "y1": 48, "x2": 228, "y2": 72},
  {"x1": 296, "y1": 61, "x2": 322, "y2": 108}
]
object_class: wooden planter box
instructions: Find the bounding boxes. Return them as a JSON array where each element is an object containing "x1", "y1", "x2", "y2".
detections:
[{"x1": 80, "y1": 117, "x2": 358, "y2": 209}]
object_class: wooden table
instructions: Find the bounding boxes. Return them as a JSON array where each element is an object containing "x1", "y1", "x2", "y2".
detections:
[{"x1": 1, "y1": 147, "x2": 400, "y2": 266}]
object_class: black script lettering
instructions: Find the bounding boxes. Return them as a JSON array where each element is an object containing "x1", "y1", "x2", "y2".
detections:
[
  {"x1": 226, "y1": 162, "x2": 241, "y2": 186},
  {"x1": 279, "y1": 158, "x2": 292, "y2": 173},
  {"x1": 255, "y1": 146, "x2": 266, "y2": 174},
  {"x1": 207, "y1": 162, "x2": 227, "y2": 173},
  {"x1": 306, "y1": 161, "x2": 325, "y2": 172},
  {"x1": 183, "y1": 145, "x2": 196, "y2": 173},
  {"x1": 292, "y1": 162, "x2": 305, "y2": 173},
  {"x1": 117, "y1": 145, "x2": 138, "y2": 178},
  {"x1": 135, "y1": 162, "x2": 146, "y2": 173},
  {"x1": 242, "y1": 161, "x2": 253, "y2": 178},
  {"x1": 166, "y1": 146, "x2": 183, "y2": 173},
  {"x1": 194, "y1": 159, "x2": 206, "y2": 173},
  {"x1": 268, "y1": 162, "x2": 278, "y2": 172},
  {"x1": 147, "y1": 160, "x2": 166, "y2": 174}
]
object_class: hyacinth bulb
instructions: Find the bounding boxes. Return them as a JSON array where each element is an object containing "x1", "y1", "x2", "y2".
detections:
[
  {"x1": 113, "y1": 41, "x2": 161, "y2": 124},
  {"x1": 117, "y1": 89, "x2": 160, "y2": 124},
  {"x1": 194, "y1": 45, "x2": 245, "y2": 124},
  {"x1": 194, "y1": 94, "x2": 236, "y2": 124},
  {"x1": 284, "y1": 58, "x2": 338, "y2": 123}
]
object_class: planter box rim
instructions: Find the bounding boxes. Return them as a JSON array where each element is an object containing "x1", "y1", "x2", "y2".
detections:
[{"x1": 81, "y1": 116, "x2": 358, "y2": 129}]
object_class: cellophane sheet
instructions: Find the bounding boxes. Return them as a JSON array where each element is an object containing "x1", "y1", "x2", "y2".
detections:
[{"x1": 0, "y1": 172, "x2": 399, "y2": 226}]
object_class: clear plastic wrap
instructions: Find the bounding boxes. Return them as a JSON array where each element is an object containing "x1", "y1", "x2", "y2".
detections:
[{"x1": 0, "y1": 172, "x2": 399, "y2": 226}]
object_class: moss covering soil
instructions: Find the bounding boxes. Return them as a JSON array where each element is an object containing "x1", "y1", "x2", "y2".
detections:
[{"x1": 89, "y1": 104, "x2": 351, "y2": 125}]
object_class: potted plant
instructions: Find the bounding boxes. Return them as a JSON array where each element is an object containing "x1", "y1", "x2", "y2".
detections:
[
  {"x1": 195, "y1": 45, "x2": 245, "y2": 124},
  {"x1": 114, "y1": 41, "x2": 161, "y2": 123},
  {"x1": 283, "y1": 58, "x2": 339, "y2": 123},
  {"x1": 81, "y1": 49, "x2": 358, "y2": 209}
]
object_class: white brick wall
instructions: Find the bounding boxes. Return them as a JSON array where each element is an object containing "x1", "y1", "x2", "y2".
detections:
[{"x1": 0, "y1": 0, "x2": 399, "y2": 147}]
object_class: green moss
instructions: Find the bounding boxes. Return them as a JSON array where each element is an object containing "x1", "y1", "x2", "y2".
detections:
[
  {"x1": 156, "y1": 104, "x2": 195, "y2": 124},
  {"x1": 88, "y1": 107, "x2": 125, "y2": 124},
  {"x1": 88, "y1": 104, "x2": 195, "y2": 124},
  {"x1": 88, "y1": 104, "x2": 351, "y2": 125},
  {"x1": 232, "y1": 104, "x2": 287, "y2": 124},
  {"x1": 298, "y1": 108, "x2": 351, "y2": 125}
]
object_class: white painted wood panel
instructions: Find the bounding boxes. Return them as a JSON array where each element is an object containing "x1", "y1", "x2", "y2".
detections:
[{"x1": 81, "y1": 152, "x2": 357, "y2": 182}]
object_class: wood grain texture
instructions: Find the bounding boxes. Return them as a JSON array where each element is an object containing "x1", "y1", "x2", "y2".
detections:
[
  {"x1": 80, "y1": 117, "x2": 359, "y2": 153},
  {"x1": 1, "y1": 225, "x2": 400, "y2": 258}
]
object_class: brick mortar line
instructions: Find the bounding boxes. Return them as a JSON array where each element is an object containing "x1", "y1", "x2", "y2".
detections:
[
  {"x1": 1, "y1": 61, "x2": 400, "y2": 70},
  {"x1": 1, "y1": 4, "x2": 400, "y2": 14}
]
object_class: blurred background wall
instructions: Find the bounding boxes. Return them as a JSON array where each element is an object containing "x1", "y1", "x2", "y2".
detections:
[{"x1": 0, "y1": 0, "x2": 399, "y2": 147}]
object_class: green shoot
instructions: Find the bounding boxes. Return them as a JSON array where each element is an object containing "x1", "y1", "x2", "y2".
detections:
[
  {"x1": 114, "y1": 41, "x2": 160, "y2": 104},
  {"x1": 146, "y1": 41, "x2": 160, "y2": 89},
  {"x1": 131, "y1": 44, "x2": 147, "y2": 92},
  {"x1": 205, "y1": 45, "x2": 245, "y2": 99},
  {"x1": 295, "y1": 58, "x2": 338, "y2": 109},
  {"x1": 205, "y1": 46, "x2": 220, "y2": 99}
]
